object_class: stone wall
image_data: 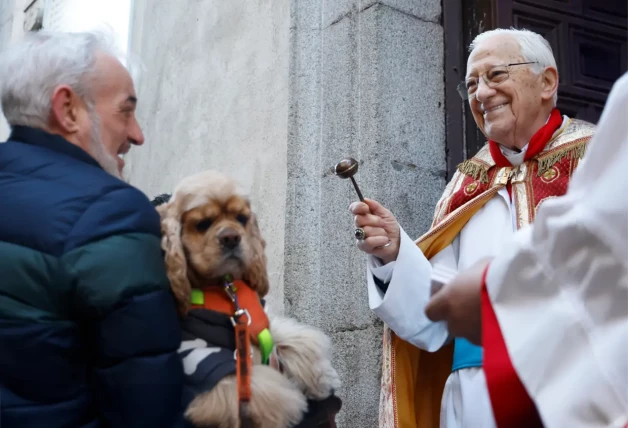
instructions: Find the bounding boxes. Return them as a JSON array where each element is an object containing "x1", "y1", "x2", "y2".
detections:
[
  {"x1": 122, "y1": 0, "x2": 446, "y2": 426},
  {"x1": 285, "y1": 1, "x2": 445, "y2": 425}
]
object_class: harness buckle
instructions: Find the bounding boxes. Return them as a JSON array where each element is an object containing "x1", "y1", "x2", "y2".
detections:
[{"x1": 231, "y1": 308, "x2": 251, "y2": 326}]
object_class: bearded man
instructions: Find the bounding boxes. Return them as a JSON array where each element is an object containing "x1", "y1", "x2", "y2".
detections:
[
  {"x1": 0, "y1": 31, "x2": 183, "y2": 427},
  {"x1": 350, "y1": 28, "x2": 596, "y2": 428}
]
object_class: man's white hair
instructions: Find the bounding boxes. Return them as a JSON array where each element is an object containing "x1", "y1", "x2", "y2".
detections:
[
  {"x1": 469, "y1": 28, "x2": 558, "y2": 105},
  {"x1": 0, "y1": 30, "x2": 126, "y2": 129}
]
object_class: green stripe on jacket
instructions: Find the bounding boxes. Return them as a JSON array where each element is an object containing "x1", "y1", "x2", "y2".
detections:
[{"x1": 0, "y1": 233, "x2": 171, "y2": 321}]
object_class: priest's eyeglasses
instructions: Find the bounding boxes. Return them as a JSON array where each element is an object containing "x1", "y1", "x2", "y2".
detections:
[{"x1": 457, "y1": 62, "x2": 538, "y2": 100}]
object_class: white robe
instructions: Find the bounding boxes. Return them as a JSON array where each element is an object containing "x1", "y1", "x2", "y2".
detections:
[
  {"x1": 486, "y1": 72, "x2": 628, "y2": 428},
  {"x1": 367, "y1": 117, "x2": 571, "y2": 428}
]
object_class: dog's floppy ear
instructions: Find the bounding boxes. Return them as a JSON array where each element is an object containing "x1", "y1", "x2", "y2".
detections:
[
  {"x1": 161, "y1": 202, "x2": 191, "y2": 317},
  {"x1": 243, "y1": 213, "x2": 270, "y2": 298}
]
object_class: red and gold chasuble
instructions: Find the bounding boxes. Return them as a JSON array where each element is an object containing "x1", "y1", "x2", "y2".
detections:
[{"x1": 379, "y1": 111, "x2": 596, "y2": 428}]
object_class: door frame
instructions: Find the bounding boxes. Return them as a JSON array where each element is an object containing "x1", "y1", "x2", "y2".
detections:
[{"x1": 443, "y1": 0, "x2": 501, "y2": 178}]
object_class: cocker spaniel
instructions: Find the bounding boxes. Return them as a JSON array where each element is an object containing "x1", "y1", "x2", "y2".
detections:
[{"x1": 157, "y1": 170, "x2": 340, "y2": 428}]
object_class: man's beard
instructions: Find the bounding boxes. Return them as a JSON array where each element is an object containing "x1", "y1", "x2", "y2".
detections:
[{"x1": 87, "y1": 108, "x2": 124, "y2": 180}]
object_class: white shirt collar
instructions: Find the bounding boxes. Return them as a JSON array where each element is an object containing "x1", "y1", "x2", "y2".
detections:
[
  {"x1": 501, "y1": 144, "x2": 528, "y2": 166},
  {"x1": 497, "y1": 114, "x2": 568, "y2": 166}
]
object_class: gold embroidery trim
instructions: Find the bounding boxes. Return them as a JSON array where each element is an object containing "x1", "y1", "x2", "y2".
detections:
[
  {"x1": 547, "y1": 119, "x2": 595, "y2": 149},
  {"x1": 537, "y1": 138, "x2": 589, "y2": 176},
  {"x1": 457, "y1": 159, "x2": 490, "y2": 184},
  {"x1": 432, "y1": 171, "x2": 466, "y2": 227},
  {"x1": 541, "y1": 166, "x2": 559, "y2": 183},
  {"x1": 464, "y1": 182, "x2": 478, "y2": 195}
]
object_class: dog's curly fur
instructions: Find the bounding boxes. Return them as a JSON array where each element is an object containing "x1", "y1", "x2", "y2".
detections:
[
  {"x1": 159, "y1": 171, "x2": 340, "y2": 428},
  {"x1": 158, "y1": 172, "x2": 269, "y2": 317}
]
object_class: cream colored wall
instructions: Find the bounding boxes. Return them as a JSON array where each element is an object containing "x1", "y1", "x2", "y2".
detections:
[
  {"x1": 124, "y1": 0, "x2": 290, "y2": 315},
  {"x1": 0, "y1": 0, "x2": 132, "y2": 141}
]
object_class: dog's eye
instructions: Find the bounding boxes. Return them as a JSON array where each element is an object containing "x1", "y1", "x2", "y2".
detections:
[
  {"x1": 236, "y1": 214, "x2": 249, "y2": 226},
  {"x1": 196, "y1": 219, "x2": 213, "y2": 232}
]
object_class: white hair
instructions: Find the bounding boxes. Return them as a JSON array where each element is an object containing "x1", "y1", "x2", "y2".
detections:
[
  {"x1": 469, "y1": 28, "x2": 558, "y2": 105},
  {"x1": 0, "y1": 30, "x2": 127, "y2": 129}
]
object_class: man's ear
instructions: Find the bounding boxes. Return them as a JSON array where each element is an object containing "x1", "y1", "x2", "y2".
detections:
[
  {"x1": 541, "y1": 66, "x2": 559, "y2": 102},
  {"x1": 49, "y1": 85, "x2": 82, "y2": 133}
]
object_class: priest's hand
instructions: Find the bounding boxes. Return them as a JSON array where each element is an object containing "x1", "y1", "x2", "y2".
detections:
[
  {"x1": 425, "y1": 258, "x2": 492, "y2": 346},
  {"x1": 349, "y1": 198, "x2": 401, "y2": 264}
]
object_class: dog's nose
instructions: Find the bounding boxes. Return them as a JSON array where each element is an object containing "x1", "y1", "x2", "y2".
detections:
[{"x1": 218, "y1": 229, "x2": 241, "y2": 250}]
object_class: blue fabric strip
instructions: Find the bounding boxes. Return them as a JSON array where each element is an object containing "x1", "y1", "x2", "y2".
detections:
[{"x1": 452, "y1": 337, "x2": 483, "y2": 371}]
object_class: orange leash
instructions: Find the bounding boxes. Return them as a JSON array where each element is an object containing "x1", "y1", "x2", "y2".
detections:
[
  {"x1": 234, "y1": 316, "x2": 253, "y2": 425},
  {"x1": 189, "y1": 275, "x2": 268, "y2": 426},
  {"x1": 223, "y1": 275, "x2": 254, "y2": 427}
]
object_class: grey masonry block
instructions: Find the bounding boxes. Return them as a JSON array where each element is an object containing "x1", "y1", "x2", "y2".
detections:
[
  {"x1": 323, "y1": 0, "x2": 441, "y2": 29},
  {"x1": 331, "y1": 326, "x2": 383, "y2": 428},
  {"x1": 358, "y1": 4, "x2": 446, "y2": 237},
  {"x1": 292, "y1": 0, "x2": 321, "y2": 30},
  {"x1": 322, "y1": 0, "x2": 378, "y2": 29},
  {"x1": 380, "y1": 0, "x2": 441, "y2": 23},
  {"x1": 287, "y1": 1, "x2": 445, "y2": 425}
]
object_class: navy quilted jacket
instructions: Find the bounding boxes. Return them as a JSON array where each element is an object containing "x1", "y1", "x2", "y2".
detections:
[{"x1": 0, "y1": 126, "x2": 184, "y2": 427}]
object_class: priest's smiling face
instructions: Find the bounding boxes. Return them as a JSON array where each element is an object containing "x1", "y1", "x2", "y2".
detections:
[{"x1": 466, "y1": 35, "x2": 557, "y2": 150}]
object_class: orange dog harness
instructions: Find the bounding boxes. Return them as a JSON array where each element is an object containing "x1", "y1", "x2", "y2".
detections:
[
  {"x1": 189, "y1": 278, "x2": 273, "y2": 361},
  {"x1": 189, "y1": 277, "x2": 273, "y2": 425}
]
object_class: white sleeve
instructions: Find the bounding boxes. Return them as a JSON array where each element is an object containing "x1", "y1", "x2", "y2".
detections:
[
  {"x1": 486, "y1": 73, "x2": 628, "y2": 428},
  {"x1": 370, "y1": 258, "x2": 395, "y2": 283},
  {"x1": 366, "y1": 226, "x2": 458, "y2": 351}
]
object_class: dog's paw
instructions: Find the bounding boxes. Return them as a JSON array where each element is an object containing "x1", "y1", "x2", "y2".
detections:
[
  {"x1": 294, "y1": 354, "x2": 341, "y2": 400},
  {"x1": 185, "y1": 366, "x2": 308, "y2": 428},
  {"x1": 185, "y1": 377, "x2": 238, "y2": 428},
  {"x1": 269, "y1": 316, "x2": 341, "y2": 400},
  {"x1": 248, "y1": 365, "x2": 308, "y2": 428}
]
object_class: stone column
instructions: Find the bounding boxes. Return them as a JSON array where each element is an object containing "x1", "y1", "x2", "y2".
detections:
[{"x1": 285, "y1": 1, "x2": 445, "y2": 425}]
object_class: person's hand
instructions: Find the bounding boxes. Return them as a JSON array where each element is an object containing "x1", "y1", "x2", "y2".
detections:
[
  {"x1": 349, "y1": 198, "x2": 401, "y2": 264},
  {"x1": 425, "y1": 258, "x2": 493, "y2": 346}
]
